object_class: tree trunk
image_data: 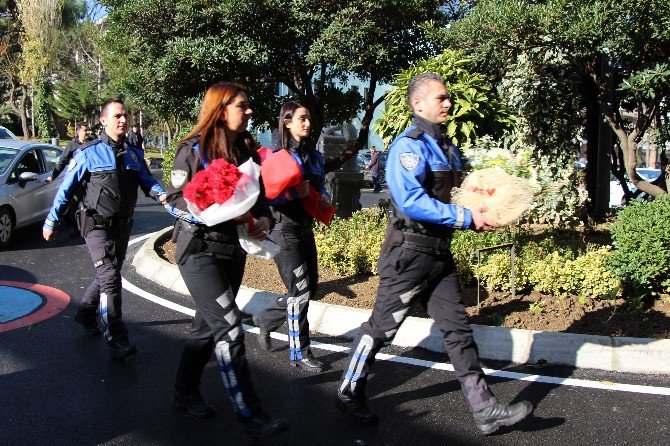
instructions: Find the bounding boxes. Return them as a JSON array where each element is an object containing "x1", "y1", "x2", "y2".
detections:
[
  {"x1": 7, "y1": 83, "x2": 31, "y2": 139},
  {"x1": 323, "y1": 74, "x2": 385, "y2": 174}
]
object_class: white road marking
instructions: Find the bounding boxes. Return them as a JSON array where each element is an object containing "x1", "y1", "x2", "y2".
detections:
[{"x1": 124, "y1": 235, "x2": 670, "y2": 397}]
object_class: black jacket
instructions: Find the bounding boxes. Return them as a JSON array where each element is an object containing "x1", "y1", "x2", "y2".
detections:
[{"x1": 165, "y1": 135, "x2": 273, "y2": 245}]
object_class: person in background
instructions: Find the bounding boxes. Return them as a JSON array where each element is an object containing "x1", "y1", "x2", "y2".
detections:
[
  {"x1": 366, "y1": 145, "x2": 382, "y2": 193},
  {"x1": 127, "y1": 124, "x2": 144, "y2": 149},
  {"x1": 253, "y1": 101, "x2": 329, "y2": 373},
  {"x1": 46, "y1": 122, "x2": 89, "y2": 182},
  {"x1": 43, "y1": 99, "x2": 166, "y2": 360},
  {"x1": 335, "y1": 73, "x2": 533, "y2": 436},
  {"x1": 164, "y1": 82, "x2": 288, "y2": 440}
]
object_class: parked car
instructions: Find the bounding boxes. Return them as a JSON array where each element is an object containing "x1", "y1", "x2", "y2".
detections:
[
  {"x1": 610, "y1": 168, "x2": 662, "y2": 207},
  {"x1": 0, "y1": 126, "x2": 19, "y2": 140},
  {"x1": 0, "y1": 140, "x2": 63, "y2": 248}
]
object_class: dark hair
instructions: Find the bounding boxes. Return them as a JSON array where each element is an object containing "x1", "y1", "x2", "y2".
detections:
[
  {"x1": 180, "y1": 82, "x2": 259, "y2": 164},
  {"x1": 76, "y1": 121, "x2": 88, "y2": 130},
  {"x1": 99, "y1": 98, "x2": 125, "y2": 118},
  {"x1": 278, "y1": 101, "x2": 307, "y2": 150},
  {"x1": 407, "y1": 73, "x2": 446, "y2": 110}
]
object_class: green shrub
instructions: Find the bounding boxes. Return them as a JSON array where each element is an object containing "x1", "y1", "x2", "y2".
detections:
[
  {"x1": 570, "y1": 247, "x2": 620, "y2": 301},
  {"x1": 451, "y1": 227, "x2": 521, "y2": 284},
  {"x1": 607, "y1": 195, "x2": 670, "y2": 299},
  {"x1": 477, "y1": 252, "x2": 532, "y2": 293},
  {"x1": 314, "y1": 208, "x2": 387, "y2": 275},
  {"x1": 530, "y1": 251, "x2": 572, "y2": 297}
]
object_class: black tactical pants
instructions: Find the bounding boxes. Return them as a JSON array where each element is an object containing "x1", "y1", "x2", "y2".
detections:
[
  {"x1": 176, "y1": 250, "x2": 262, "y2": 419},
  {"x1": 253, "y1": 221, "x2": 318, "y2": 361},
  {"x1": 81, "y1": 222, "x2": 132, "y2": 341},
  {"x1": 338, "y1": 241, "x2": 498, "y2": 412}
]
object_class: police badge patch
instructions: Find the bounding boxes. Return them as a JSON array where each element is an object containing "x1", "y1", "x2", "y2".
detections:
[
  {"x1": 399, "y1": 152, "x2": 420, "y2": 172},
  {"x1": 129, "y1": 151, "x2": 138, "y2": 163},
  {"x1": 171, "y1": 170, "x2": 187, "y2": 188},
  {"x1": 67, "y1": 158, "x2": 77, "y2": 172}
]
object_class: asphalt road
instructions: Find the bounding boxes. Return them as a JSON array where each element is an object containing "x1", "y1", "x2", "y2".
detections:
[{"x1": 1, "y1": 186, "x2": 669, "y2": 446}]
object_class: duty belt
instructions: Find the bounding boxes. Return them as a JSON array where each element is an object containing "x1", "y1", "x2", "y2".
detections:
[
  {"x1": 91, "y1": 214, "x2": 132, "y2": 229},
  {"x1": 178, "y1": 219, "x2": 242, "y2": 257},
  {"x1": 402, "y1": 231, "x2": 451, "y2": 251}
]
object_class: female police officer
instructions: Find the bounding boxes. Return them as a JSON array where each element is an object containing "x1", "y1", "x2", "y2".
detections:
[
  {"x1": 252, "y1": 101, "x2": 330, "y2": 372},
  {"x1": 164, "y1": 83, "x2": 288, "y2": 440}
]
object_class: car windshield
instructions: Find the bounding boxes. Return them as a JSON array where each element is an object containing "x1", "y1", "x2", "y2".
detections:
[
  {"x1": 0, "y1": 148, "x2": 19, "y2": 174},
  {"x1": 0, "y1": 128, "x2": 17, "y2": 140}
]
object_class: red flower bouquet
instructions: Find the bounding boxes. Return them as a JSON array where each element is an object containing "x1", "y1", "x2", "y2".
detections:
[
  {"x1": 183, "y1": 159, "x2": 243, "y2": 211},
  {"x1": 183, "y1": 158, "x2": 262, "y2": 226}
]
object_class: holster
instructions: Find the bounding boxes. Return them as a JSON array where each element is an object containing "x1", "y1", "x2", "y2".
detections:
[
  {"x1": 75, "y1": 206, "x2": 100, "y2": 237},
  {"x1": 174, "y1": 220, "x2": 205, "y2": 264}
]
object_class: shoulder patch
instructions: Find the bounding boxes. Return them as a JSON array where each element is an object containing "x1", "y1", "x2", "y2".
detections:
[
  {"x1": 67, "y1": 158, "x2": 77, "y2": 172},
  {"x1": 399, "y1": 152, "x2": 420, "y2": 172},
  {"x1": 171, "y1": 170, "x2": 188, "y2": 188},
  {"x1": 129, "y1": 151, "x2": 138, "y2": 163}
]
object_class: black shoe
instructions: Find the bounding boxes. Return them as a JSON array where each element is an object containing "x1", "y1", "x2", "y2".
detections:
[
  {"x1": 173, "y1": 391, "x2": 215, "y2": 418},
  {"x1": 473, "y1": 401, "x2": 533, "y2": 435},
  {"x1": 290, "y1": 354, "x2": 324, "y2": 372},
  {"x1": 241, "y1": 413, "x2": 289, "y2": 439},
  {"x1": 107, "y1": 336, "x2": 138, "y2": 360},
  {"x1": 74, "y1": 309, "x2": 102, "y2": 337},
  {"x1": 336, "y1": 391, "x2": 379, "y2": 425},
  {"x1": 252, "y1": 314, "x2": 272, "y2": 351}
]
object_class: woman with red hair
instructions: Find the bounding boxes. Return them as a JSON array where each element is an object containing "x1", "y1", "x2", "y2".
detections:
[{"x1": 164, "y1": 82, "x2": 288, "y2": 440}]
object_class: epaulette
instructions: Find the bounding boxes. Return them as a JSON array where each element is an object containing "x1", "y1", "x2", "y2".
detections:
[
  {"x1": 78, "y1": 138, "x2": 100, "y2": 151},
  {"x1": 405, "y1": 127, "x2": 424, "y2": 140}
]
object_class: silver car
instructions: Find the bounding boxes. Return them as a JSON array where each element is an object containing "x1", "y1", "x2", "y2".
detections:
[
  {"x1": 0, "y1": 140, "x2": 64, "y2": 248},
  {"x1": 0, "y1": 126, "x2": 19, "y2": 140}
]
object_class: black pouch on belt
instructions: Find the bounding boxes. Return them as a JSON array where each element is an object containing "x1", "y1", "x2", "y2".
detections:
[
  {"x1": 76, "y1": 207, "x2": 97, "y2": 237},
  {"x1": 174, "y1": 221, "x2": 205, "y2": 264}
]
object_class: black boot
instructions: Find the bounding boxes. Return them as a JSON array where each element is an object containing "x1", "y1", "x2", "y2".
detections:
[
  {"x1": 290, "y1": 353, "x2": 324, "y2": 372},
  {"x1": 473, "y1": 401, "x2": 533, "y2": 435},
  {"x1": 74, "y1": 307, "x2": 102, "y2": 337},
  {"x1": 107, "y1": 334, "x2": 138, "y2": 360},
  {"x1": 252, "y1": 314, "x2": 272, "y2": 351},
  {"x1": 336, "y1": 391, "x2": 379, "y2": 425},
  {"x1": 173, "y1": 390, "x2": 215, "y2": 418},
  {"x1": 240, "y1": 412, "x2": 289, "y2": 440}
]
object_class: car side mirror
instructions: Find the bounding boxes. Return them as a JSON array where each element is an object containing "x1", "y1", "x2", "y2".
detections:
[{"x1": 19, "y1": 171, "x2": 39, "y2": 182}]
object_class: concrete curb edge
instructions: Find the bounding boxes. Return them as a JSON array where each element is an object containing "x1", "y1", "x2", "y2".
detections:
[{"x1": 132, "y1": 227, "x2": 670, "y2": 375}]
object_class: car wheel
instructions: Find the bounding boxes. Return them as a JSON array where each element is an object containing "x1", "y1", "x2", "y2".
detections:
[{"x1": 0, "y1": 207, "x2": 14, "y2": 249}]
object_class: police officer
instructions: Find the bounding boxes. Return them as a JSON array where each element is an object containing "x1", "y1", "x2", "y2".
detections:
[
  {"x1": 46, "y1": 121, "x2": 89, "y2": 182},
  {"x1": 165, "y1": 83, "x2": 288, "y2": 440},
  {"x1": 43, "y1": 98, "x2": 166, "y2": 360},
  {"x1": 335, "y1": 73, "x2": 533, "y2": 435},
  {"x1": 253, "y1": 101, "x2": 330, "y2": 372}
]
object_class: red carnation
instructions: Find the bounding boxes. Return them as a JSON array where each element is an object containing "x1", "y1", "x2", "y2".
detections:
[{"x1": 183, "y1": 159, "x2": 243, "y2": 211}]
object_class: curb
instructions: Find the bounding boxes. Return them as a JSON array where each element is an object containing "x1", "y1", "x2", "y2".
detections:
[{"x1": 132, "y1": 227, "x2": 670, "y2": 375}]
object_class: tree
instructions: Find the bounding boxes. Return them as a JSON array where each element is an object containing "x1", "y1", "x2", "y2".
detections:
[
  {"x1": 0, "y1": 0, "x2": 32, "y2": 138},
  {"x1": 374, "y1": 49, "x2": 514, "y2": 146},
  {"x1": 98, "y1": 0, "x2": 453, "y2": 153},
  {"x1": 434, "y1": 0, "x2": 670, "y2": 212}
]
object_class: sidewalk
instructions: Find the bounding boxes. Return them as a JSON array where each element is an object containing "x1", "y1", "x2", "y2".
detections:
[{"x1": 132, "y1": 227, "x2": 670, "y2": 375}]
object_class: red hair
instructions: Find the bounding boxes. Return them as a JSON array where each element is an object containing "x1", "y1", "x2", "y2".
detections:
[{"x1": 181, "y1": 82, "x2": 258, "y2": 164}]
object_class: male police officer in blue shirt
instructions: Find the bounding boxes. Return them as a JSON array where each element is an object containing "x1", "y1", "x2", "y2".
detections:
[
  {"x1": 336, "y1": 73, "x2": 533, "y2": 435},
  {"x1": 43, "y1": 98, "x2": 166, "y2": 360}
]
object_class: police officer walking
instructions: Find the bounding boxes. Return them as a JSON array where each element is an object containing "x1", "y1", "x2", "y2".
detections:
[
  {"x1": 43, "y1": 98, "x2": 166, "y2": 360},
  {"x1": 335, "y1": 73, "x2": 533, "y2": 435},
  {"x1": 253, "y1": 101, "x2": 330, "y2": 372},
  {"x1": 165, "y1": 83, "x2": 288, "y2": 440}
]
